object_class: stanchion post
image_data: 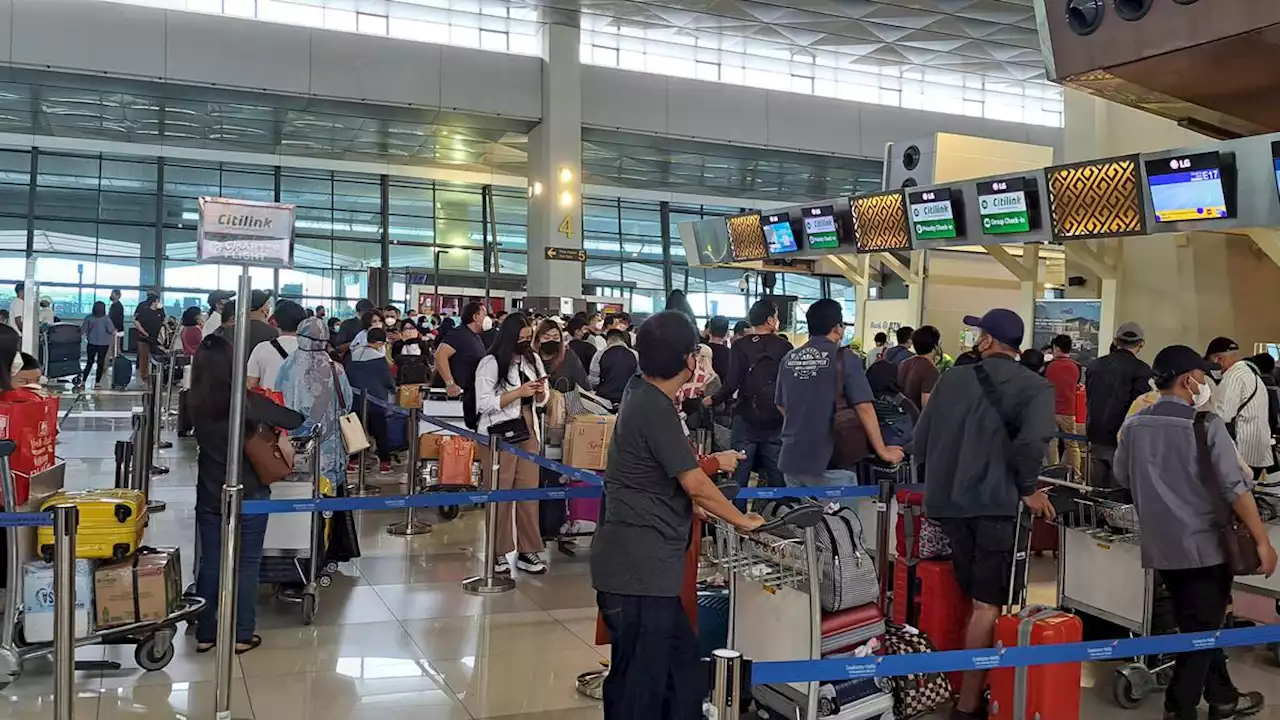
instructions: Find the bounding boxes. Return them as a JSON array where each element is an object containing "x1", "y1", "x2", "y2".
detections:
[
  {"x1": 710, "y1": 648, "x2": 742, "y2": 720},
  {"x1": 143, "y1": 367, "x2": 168, "y2": 512},
  {"x1": 149, "y1": 368, "x2": 172, "y2": 471},
  {"x1": 154, "y1": 355, "x2": 173, "y2": 450},
  {"x1": 214, "y1": 269, "x2": 252, "y2": 720},
  {"x1": 461, "y1": 433, "x2": 516, "y2": 595},
  {"x1": 388, "y1": 405, "x2": 430, "y2": 536},
  {"x1": 348, "y1": 392, "x2": 380, "y2": 498},
  {"x1": 131, "y1": 411, "x2": 147, "y2": 491},
  {"x1": 875, "y1": 475, "x2": 893, "y2": 608},
  {"x1": 52, "y1": 503, "x2": 78, "y2": 720}
]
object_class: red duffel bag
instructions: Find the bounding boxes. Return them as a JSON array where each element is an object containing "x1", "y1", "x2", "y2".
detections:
[{"x1": 0, "y1": 389, "x2": 59, "y2": 505}]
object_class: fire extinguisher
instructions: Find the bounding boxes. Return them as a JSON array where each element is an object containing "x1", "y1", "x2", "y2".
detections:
[{"x1": 1074, "y1": 384, "x2": 1088, "y2": 425}]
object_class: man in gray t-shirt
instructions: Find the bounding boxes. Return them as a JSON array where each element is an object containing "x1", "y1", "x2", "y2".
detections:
[{"x1": 590, "y1": 310, "x2": 761, "y2": 720}]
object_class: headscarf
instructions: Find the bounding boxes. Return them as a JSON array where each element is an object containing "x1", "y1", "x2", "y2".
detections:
[{"x1": 276, "y1": 317, "x2": 352, "y2": 483}]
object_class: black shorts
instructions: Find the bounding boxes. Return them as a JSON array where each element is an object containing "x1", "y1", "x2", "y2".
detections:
[{"x1": 939, "y1": 516, "x2": 1026, "y2": 607}]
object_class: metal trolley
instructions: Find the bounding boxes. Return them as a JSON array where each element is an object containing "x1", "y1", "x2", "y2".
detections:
[
  {"x1": 0, "y1": 446, "x2": 205, "y2": 689},
  {"x1": 260, "y1": 425, "x2": 332, "y2": 625},
  {"x1": 1053, "y1": 483, "x2": 1172, "y2": 709},
  {"x1": 705, "y1": 507, "x2": 838, "y2": 720},
  {"x1": 1229, "y1": 488, "x2": 1280, "y2": 666}
]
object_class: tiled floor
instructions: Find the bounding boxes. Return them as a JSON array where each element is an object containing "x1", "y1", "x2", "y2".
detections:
[{"x1": 4, "y1": 388, "x2": 1279, "y2": 719}]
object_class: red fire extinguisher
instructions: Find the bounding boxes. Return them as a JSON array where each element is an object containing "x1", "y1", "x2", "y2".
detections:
[{"x1": 1074, "y1": 384, "x2": 1088, "y2": 424}]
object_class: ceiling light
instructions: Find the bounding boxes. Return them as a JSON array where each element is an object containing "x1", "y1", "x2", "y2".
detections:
[
  {"x1": 559, "y1": 167, "x2": 573, "y2": 183},
  {"x1": 559, "y1": 190, "x2": 574, "y2": 208},
  {"x1": 532, "y1": 181, "x2": 543, "y2": 196}
]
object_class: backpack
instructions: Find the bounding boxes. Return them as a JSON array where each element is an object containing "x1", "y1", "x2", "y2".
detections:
[
  {"x1": 740, "y1": 338, "x2": 784, "y2": 430},
  {"x1": 873, "y1": 393, "x2": 917, "y2": 447}
]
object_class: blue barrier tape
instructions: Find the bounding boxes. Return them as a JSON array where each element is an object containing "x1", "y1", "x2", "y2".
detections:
[
  {"x1": 750, "y1": 623, "x2": 1280, "y2": 684},
  {"x1": 243, "y1": 486, "x2": 605, "y2": 515},
  {"x1": 0, "y1": 512, "x2": 52, "y2": 527}
]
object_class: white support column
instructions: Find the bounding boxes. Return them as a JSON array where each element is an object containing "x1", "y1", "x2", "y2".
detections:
[
  {"x1": 1017, "y1": 243, "x2": 1040, "y2": 344},
  {"x1": 1064, "y1": 240, "x2": 1120, "y2": 345},
  {"x1": 525, "y1": 22, "x2": 583, "y2": 312}
]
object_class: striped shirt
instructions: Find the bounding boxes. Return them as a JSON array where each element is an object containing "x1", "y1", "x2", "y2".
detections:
[{"x1": 1213, "y1": 360, "x2": 1272, "y2": 468}]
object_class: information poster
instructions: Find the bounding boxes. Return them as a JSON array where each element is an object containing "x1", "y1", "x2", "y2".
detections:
[
  {"x1": 907, "y1": 188, "x2": 959, "y2": 241},
  {"x1": 1033, "y1": 299, "x2": 1102, "y2": 361},
  {"x1": 197, "y1": 197, "x2": 296, "y2": 268}
]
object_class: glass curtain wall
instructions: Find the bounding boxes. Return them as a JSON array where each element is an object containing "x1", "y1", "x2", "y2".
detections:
[{"x1": 0, "y1": 146, "x2": 846, "y2": 324}]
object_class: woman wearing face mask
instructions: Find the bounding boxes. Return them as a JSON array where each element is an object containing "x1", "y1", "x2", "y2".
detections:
[
  {"x1": 533, "y1": 319, "x2": 588, "y2": 392},
  {"x1": 349, "y1": 310, "x2": 384, "y2": 351},
  {"x1": 474, "y1": 313, "x2": 548, "y2": 575},
  {"x1": 394, "y1": 320, "x2": 430, "y2": 385}
]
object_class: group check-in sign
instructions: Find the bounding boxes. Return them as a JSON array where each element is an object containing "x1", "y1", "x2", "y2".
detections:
[{"x1": 197, "y1": 197, "x2": 297, "y2": 268}]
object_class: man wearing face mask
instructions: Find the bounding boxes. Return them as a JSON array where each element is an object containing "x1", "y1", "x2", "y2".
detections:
[
  {"x1": 914, "y1": 309, "x2": 1056, "y2": 720},
  {"x1": 1206, "y1": 337, "x2": 1273, "y2": 481},
  {"x1": 1115, "y1": 345, "x2": 1275, "y2": 720},
  {"x1": 435, "y1": 301, "x2": 490, "y2": 430},
  {"x1": 1085, "y1": 322, "x2": 1154, "y2": 488}
]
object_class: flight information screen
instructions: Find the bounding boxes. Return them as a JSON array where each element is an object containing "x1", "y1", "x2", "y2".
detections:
[{"x1": 1145, "y1": 152, "x2": 1229, "y2": 223}]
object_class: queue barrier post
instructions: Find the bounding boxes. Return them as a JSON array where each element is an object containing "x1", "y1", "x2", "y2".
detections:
[
  {"x1": 709, "y1": 648, "x2": 743, "y2": 720},
  {"x1": 874, "y1": 474, "x2": 893, "y2": 608},
  {"x1": 388, "y1": 404, "x2": 431, "y2": 536},
  {"x1": 52, "y1": 503, "x2": 78, "y2": 720},
  {"x1": 349, "y1": 392, "x2": 380, "y2": 498},
  {"x1": 153, "y1": 356, "x2": 173, "y2": 451},
  {"x1": 461, "y1": 432, "x2": 516, "y2": 595},
  {"x1": 142, "y1": 369, "x2": 167, "y2": 512}
]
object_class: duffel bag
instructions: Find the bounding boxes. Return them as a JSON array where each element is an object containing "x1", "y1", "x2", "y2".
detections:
[
  {"x1": 815, "y1": 507, "x2": 878, "y2": 613},
  {"x1": 883, "y1": 624, "x2": 952, "y2": 719}
]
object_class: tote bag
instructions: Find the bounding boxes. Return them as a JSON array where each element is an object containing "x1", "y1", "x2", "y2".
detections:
[{"x1": 328, "y1": 362, "x2": 370, "y2": 455}]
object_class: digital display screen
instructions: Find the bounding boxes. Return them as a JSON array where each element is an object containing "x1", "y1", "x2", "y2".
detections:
[
  {"x1": 1271, "y1": 142, "x2": 1280, "y2": 200},
  {"x1": 907, "y1": 188, "x2": 958, "y2": 241},
  {"x1": 761, "y1": 213, "x2": 798, "y2": 254},
  {"x1": 801, "y1": 206, "x2": 839, "y2": 249},
  {"x1": 977, "y1": 178, "x2": 1032, "y2": 235},
  {"x1": 1144, "y1": 152, "x2": 1229, "y2": 223}
]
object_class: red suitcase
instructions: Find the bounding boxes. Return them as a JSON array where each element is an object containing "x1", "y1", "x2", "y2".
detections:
[
  {"x1": 1030, "y1": 518, "x2": 1058, "y2": 556},
  {"x1": 892, "y1": 557, "x2": 970, "y2": 652},
  {"x1": 988, "y1": 510, "x2": 1082, "y2": 720}
]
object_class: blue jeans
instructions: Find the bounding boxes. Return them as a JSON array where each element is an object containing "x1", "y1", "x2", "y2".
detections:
[
  {"x1": 785, "y1": 469, "x2": 859, "y2": 508},
  {"x1": 195, "y1": 510, "x2": 268, "y2": 645},
  {"x1": 729, "y1": 416, "x2": 784, "y2": 489}
]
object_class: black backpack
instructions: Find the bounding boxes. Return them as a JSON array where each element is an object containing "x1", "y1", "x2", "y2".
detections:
[{"x1": 740, "y1": 339, "x2": 784, "y2": 430}]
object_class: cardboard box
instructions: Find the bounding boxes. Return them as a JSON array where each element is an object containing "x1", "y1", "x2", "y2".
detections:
[
  {"x1": 94, "y1": 547, "x2": 182, "y2": 630},
  {"x1": 419, "y1": 433, "x2": 441, "y2": 461},
  {"x1": 563, "y1": 414, "x2": 616, "y2": 471}
]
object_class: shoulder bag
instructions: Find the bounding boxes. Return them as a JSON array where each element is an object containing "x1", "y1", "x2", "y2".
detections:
[
  {"x1": 244, "y1": 422, "x2": 296, "y2": 485},
  {"x1": 329, "y1": 361, "x2": 370, "y2": 455},
  {"x1": 1225, "y1": 370, "x2": 1261, "y2": 441},
  {"x1": 486, "y1": 359, "x2": 532, "y2": 444},
  {"x1": 1193, "y1": 411, "x2": 1262, "y2": 576},
  {"x1": 830, "y1": 348, "x2": 871, "y2": 469}
]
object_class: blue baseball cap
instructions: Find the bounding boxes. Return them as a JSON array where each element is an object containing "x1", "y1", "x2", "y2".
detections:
[{"x1": 964, "y1": 308, "x2": 1024, "y2": 349}]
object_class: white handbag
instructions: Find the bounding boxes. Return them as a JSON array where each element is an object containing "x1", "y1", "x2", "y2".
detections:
[{"x1": 329, "y1": 362, "x2": 370, "y2": 455}]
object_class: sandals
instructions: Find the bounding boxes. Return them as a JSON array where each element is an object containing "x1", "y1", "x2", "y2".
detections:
[
  {"x1": 234, "y1": 635, "x2": 262, "y2": 655},
  {"x1": 195, "y1": 634, "x2": 263, "y2": 655}
]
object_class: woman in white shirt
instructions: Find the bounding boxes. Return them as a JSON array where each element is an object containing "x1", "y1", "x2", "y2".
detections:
[{"x1": 475, "y1": 313, "x2": 548, "y2": 575}]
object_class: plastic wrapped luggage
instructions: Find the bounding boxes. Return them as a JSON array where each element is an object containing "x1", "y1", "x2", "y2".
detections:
[
  {"x1": 36, "y1": 489, "x2": 146, "y2": 561},
  {"x1": 892, "y1": 557, "x2": 970, "y2": 653},
  {"x1": 819, "y1": 677, "x2": 886, "y2": 718},
  {"x1": 820, "y1": 603, "x2": 886, "y2": 656}
]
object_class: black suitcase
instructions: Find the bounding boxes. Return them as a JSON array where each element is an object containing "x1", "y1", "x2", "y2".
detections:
[
  {"x1": 538, "y1": 466, "x2": 566, "y2": 540},
  {"x1": 111, "y1": 354, "x2": 133, "y2": 390},
  {"x1": 178, "y1": 389, "x2": 194, "y2": 435}
]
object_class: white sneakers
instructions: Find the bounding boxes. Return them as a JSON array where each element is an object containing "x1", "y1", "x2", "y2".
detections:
[{"x1": 494, "y1": 552, "x2": 548, "y2": 575}]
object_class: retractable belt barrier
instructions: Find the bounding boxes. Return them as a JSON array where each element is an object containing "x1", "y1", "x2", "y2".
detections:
[
  {"x1": 0, "y1": 512, "x2": 51, "y2": 527},
  {"x1": 749, "y1": 623, "x2": 1280, "y2": 684},
  {"x1": 237, "y1": 394, "x2": 885, "y2": 516}
]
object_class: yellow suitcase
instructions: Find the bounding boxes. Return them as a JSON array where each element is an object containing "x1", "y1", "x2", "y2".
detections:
[{"x1": 37, "y1": 489, "x2": 147, "y2": 562}]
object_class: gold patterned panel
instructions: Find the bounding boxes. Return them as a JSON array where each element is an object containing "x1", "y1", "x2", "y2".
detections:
[
  {"x1": 727, "y1": 212, "x2": 767, "y2": 261},
  {"x1": 851, "y1": 190, "x2": 911, "y2": 252},
  {"x1": 1046, "y1": 156, "x2": 1147, "y2": 240}
]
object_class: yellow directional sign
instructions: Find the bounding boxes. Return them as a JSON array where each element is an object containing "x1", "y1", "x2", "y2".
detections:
[{"x1": 544, "y1": 247, "x2": 587, "y2": 262}]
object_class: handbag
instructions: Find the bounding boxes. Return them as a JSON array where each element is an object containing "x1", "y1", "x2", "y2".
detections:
[
  {"x1": 830, "y1": 349, "x2": 871, "y2": 469},
  {"x1": 244, "y1": 423, "x2": 295, "y2": 485},
  {"x1": 328, "y1": 361, "x2": 370, "y2": 455},
  {"x1": 489, "y1": 416, "x2": 531, "y2": 445},
  {"x1": 883, "y1": 624, "x2": 952, "y2": 719},
  {"x1": 1194, "y1": 411, "x2": 1262, "y2": 575}
]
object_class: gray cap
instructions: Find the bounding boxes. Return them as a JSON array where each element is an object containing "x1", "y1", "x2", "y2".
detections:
[{"x1": 1115, "y1": 322, "x2": 1144, "y2": 342}]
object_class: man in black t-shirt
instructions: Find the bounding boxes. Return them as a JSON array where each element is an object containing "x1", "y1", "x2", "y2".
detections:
[
  {"x1": 707, "y1": 299, "x2": 792, "y2": 488},
  {"x1": 133, "y1": 292, "x2": 166, "y2": 381},
  {"x1": 435, "y1": 301, "x2": 490, "y2": 429},
  {"x1": 591, "y1": 311, "x2": 761, "y2": 720},
  {"x1": 703, "y1": 315, "x2": 731, "y2": 383}
]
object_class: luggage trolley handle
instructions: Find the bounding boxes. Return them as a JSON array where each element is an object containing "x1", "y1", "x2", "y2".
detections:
[{"x1": 1004, "y1": 505, "x2": 1034, "y2": 615}]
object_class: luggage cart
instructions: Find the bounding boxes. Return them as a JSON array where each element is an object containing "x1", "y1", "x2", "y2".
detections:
[
  {"x1": 1230, "y1": 489, "x2": 1280, "y2": 666},
  {"x1": 0, "y1": 445, "x2": 204, "y2": 689},
  {"x1": 1054, "y1": 488, "x2": 1173, "y2": 709},
  {"x1": 260, "y1": 426, "x2": 330, "y2": 625},
  {"x1": 706, "y1": 506, "x2": 893, "y2": 720}
]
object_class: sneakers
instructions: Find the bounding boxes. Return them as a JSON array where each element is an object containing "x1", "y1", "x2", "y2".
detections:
[
  {"x1": 1208, "y1": 691, "x2": 1265, "y2": 719},
  {"x1": 379, "y1": 461, "x2": 392, "y2": 474},
  {"x1": 515, "y1": 552, "x2": 547, "y2": 574},
  {"x1": 494, "y1": 557, "x2": 511, "y2": 575}
]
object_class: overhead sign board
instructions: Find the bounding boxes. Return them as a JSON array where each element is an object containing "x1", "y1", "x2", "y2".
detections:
[
  {"x1": 907, "y1": 187, "x2": 961, "y2": 242},
  {"x1": 850, "y1": 191, "x2": 911, "y2": 253},
  {"x1": 197, "y1": 197, "x2": 296, "y2": 268},
  {"x1": 1046, "y1": 155, "x2": 1146, "y2": 241},
  {"x1": 544, "y1": 246, "x2": 587, "y2": 262},
  {"x1": 977, "y1": 178, "x2": 1034, "y2": 235}
]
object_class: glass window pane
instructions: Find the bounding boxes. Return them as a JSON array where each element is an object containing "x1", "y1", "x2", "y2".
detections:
[
  {"x1": 498, "y1": 251, "x2": 526, "y2": 275},
  {"x1": 388, "y1": 214, "x2": 433, "y2": 244},
  {"x1": 435, "y1": 188, "x2": 484, "y2": 221},
  {"x1": 388, "y1": 180, "x2": 434, "y2": 217}
]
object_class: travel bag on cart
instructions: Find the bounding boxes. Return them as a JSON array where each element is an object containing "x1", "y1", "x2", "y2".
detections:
[
  {"x1": 436, "y1": 435, "x2": 476, "y2": 486},
  {"x1": 882, "y1": 623, "x2": 952, "y2": 719},
  {"x1": 895, "y1": 489, "x2": 951, "y2": 559},
  {"x1": 760, "y1": 500, "x2": 879, "y2": 613},
  {"x1": 821, "y1": 603, "x2": 887, "y2": 655},
  {"x1": 819, "y1": 677, "x2": 887, "y2": 717},
  {"x1": 36, "y1": 489, "x2": 147, "y2": 561},
  {"x1": 987, "y1": 511, "x2": 1083, "y2": 720}
]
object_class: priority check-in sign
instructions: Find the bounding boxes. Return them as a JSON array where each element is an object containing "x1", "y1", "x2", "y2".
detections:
[{"x1": 197, "y1": 197, "x2": 296, "y2": 268}]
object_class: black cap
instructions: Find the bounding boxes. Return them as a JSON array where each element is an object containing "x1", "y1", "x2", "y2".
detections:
[
  {"x1": 250, "y1": 289, "x2": 273, "y2": 311},
  {"x1": 1204, "y1": 336, "x2": 1239, "y2": 358},
  {"x1": 207, "y1": 290, "x2": 235, "y2": 307},
  {"x1": 1155, "y1": 345, "x2": 1219, "y2": 379},
  {"x1": 963, "y1": 308, "x2": 1024, "y2": 348}
]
